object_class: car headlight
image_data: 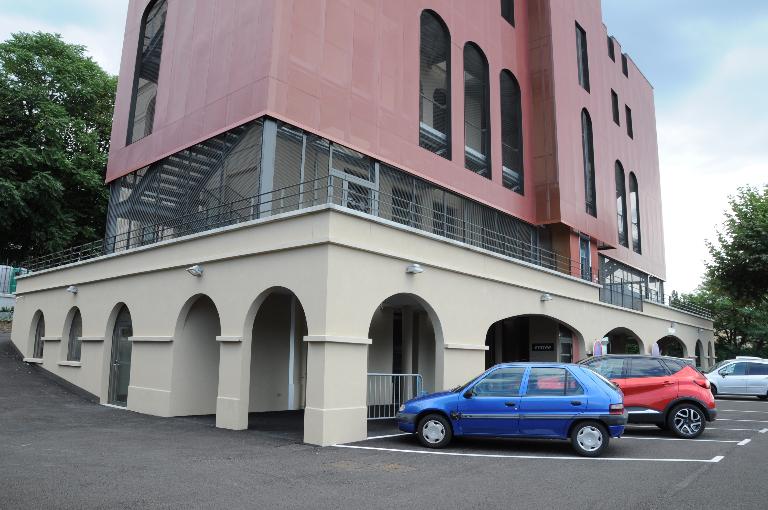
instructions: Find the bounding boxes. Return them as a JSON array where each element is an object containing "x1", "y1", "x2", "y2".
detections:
[{"x1": 398, "y1": 404, "x2": 405, "y2": 413}]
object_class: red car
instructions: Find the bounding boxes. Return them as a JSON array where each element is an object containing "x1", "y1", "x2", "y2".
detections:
[{"x1": 579, "y1": 355, "x2": 717, "y2": 438}]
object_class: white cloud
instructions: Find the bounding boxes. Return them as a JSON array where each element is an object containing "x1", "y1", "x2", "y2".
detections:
[
  {"x1": 658, "y1": 24, "x2": 768, "y2": 293},
  {"x1": 0, "y1": 2, "x2": 128, "y2": 74}
]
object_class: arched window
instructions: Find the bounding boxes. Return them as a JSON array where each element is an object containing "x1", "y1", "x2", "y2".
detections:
[
  {"x1": 615, "y1": 161, "x2": 628, "y2": 247},
  {"x1": 500, "y1": 70, "x2": 523, "y2": 194},
  {"x1": 419, "y1": 10, "x2": 451, "y2": 159},
  {"x1": 66, "y1": 308, "x2": 83, "y2": 362},
  {"x1": 127, "y1": 0, "x2": 168, "y2": 144},
  {"x1": 581, "y1": 109, "x2": 596, "y2": 216},
  {"x1": 464, "y1": 43, "x2": 491, "y2": 178},
  {"x1": 629, "y1": 172, "x2": 641, "y2": 253},
  {"x1": 32, "y1": 312, "x2": 45, "y2": 359}
]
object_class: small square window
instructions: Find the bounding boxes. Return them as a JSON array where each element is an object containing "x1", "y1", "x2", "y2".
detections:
[
  {"x1": 607, "y1": 36, "x2": 615, "y2": 61},
  {"x1": 501, "y1": 0, "x2": 515, "y2": 27},
  {"x1": 611, "y1": 90, "x2": 620, "y2": 126},
  {"x1": 625, "y1": 105, "x2": 634, "y2": 139},
  {"x1": 621, "y1": 53, "x2": 629, "y2": 77}
]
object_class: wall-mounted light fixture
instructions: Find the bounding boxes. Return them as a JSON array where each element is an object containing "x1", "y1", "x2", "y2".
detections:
[
  {"x1": 186, "y1": 265, "x2": 204, "y2": 277},
  {"x1": 540, "y1": 293, "x2": 553, "y2": 302},
  {"x1": 405, "y1": 263, "x2": 424, "y2": 275},
  {"x1": 668, "y1": 322, "x2": 677, "y2": 334},
  {"x1": 66, "y1": 285, "x2": 78, "y2": 294}
]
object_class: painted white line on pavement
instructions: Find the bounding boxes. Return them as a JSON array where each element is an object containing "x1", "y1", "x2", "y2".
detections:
[
  {"x1": 717, "y1": 418, "x2": 768, "y2": 424},
  {"x1": 760, "y1": 428, "x2": 768, "y2": 434},
  {"x1": 332, "y1": 444, "x2": 725, "y2": 463},
  {"x1": 707, "y1": 427, "x2": 767, "y2": 432},
  {"x1": 619, "y1": 436, "x2": 741, "y2": 444},
  {"x1": 720, "y1": 409, "x2": 768, "y2": 414},
  {"x1": 101, "y1": 403, "x2": 130, "y2": 411},
  {"x1": 737, "y1": 439, "x2": 752, "y2": 446},
  {"x1": 365, "y1": 433, "x2": 410, "y2": 441}
]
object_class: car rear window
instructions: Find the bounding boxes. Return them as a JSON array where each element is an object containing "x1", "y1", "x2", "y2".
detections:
[
  {"x1": 661, "y1": 358, "x2": 688, "y2": 374},
  {"x1": 627, "y1": 358, "x2": 669, "y2": 378}
]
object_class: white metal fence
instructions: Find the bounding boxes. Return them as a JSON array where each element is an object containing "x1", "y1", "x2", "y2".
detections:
[{"x1": 367, "y1": 373, "x2": 423, "y2": 420}]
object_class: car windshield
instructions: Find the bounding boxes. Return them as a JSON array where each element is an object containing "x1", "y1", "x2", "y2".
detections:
[
  {"x1": 450, "y1": 371, "x2": 491, "y2": 393},
  {"x1": 702, "y1": 360, "x2": 729, "y2": 374}
]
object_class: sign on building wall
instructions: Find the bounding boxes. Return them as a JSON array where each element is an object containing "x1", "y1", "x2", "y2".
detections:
[{"x1": 532, "y1": 343, "x2": 555, "y2": 352}]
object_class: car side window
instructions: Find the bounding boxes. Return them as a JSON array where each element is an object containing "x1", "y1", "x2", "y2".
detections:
[
  {"x1": 472, "y1": 367, "x2": 526, "y2": 397},
  {"x1": 747, "y1": 363, "x2": 768, "y2": 376},
  {"x1": 662, "y1": 359, "x2": 687, "y2": 374},
  {"x1": 585, "y1": 358, "x2": 625, "y2": 379},
  {"x1": 627, "y1": 358, "x2": 668, "y2": 378},
  {"x1": 721, "y1": 363, "x2": 746, "y2": 376},
  {"x1": 565, "y1": 372, "x2": 585, "y2": 395},
  {"x1": 526, "y1": 368, "x2": 569, "y2": 396}
]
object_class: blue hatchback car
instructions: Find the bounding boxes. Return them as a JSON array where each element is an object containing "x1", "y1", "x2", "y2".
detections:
[{"x1": 397, "y1": 363, "x2": 627, "y2": 456}]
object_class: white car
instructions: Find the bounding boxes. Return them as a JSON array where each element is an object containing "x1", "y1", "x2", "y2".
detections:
[{"x1": 705, "y1": 357, "x2": 768, "y2": 399}]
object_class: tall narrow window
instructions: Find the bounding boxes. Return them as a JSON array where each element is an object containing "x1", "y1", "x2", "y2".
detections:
[
  {"x1": 615, "y1": 161, "x2": 628, "y2": 247},
  {"x1": 32, "y1": 312, "x2": 45, "y2": 359},
  {"x1": 419, "y1": 11, "x2": 451, "y2": 159},
  {"x1": 501, "y1": 0, "x2": 515, "y2": 26},
  {"x1": 66, "y1": 308, "x2": 83, "y2": 362},
  {"x1": 625, "y1": 105, "x2": 634, "y2": 139},
  {"x1": 611, "y1": 90, "x2": 620, "y2": 125},
  {"x1": 575, "y1": 22, "x2": 590, "y2": 92},
  {"x1": 464, "y1": 43, "x2": 491, "y2": 178},
  {"x1": 581, "y1": 109, "x2": 596, "y2": 216},
  {"x1": 500, "y1": 70, "x2": 523, "y2": 194},
  {"x1": 629, "y1": 172, "x2": 641, "y2": 253},
  {"x1": 621, "y1": 53, "x2": 629, "y2": 77},
  {"x1": 127, "y1": 0, "x2": 168, "y2": 144},
  {"x1": 607, "y1": 36, "x2": 615, "y2": 61}
]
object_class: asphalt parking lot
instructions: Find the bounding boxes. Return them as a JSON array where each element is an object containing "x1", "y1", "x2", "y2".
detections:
[{"x1": 2, "y1": 332, "x2": 768, "y2": 509}]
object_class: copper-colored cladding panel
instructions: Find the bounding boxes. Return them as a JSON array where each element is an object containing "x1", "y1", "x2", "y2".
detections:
[{"x1": 107, "y1": 0, "x2": 665, "y2": 279}]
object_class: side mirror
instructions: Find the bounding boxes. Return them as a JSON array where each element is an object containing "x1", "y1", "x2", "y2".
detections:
[
  {"x1": 718, "y1": 370, "x2": 727, "y2": 377},
  {"x1": 463, "y1": 389, "x2": 474, "y2": 399}
]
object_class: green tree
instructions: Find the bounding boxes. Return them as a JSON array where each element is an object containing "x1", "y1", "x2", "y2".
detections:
[
  {"x1": 0, "y1": 32, "x2": 116, "y2": 265},
  {"x1": 706, "y1": 185, "x2": 768, "y2": 304}
]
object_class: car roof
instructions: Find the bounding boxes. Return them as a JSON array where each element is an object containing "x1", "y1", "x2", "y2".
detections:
[
  {"x1": 580, "y1": 354, "x2": 686, "y2": 361},
  {"x1": 495, "y1": 362, "x2": 579, "y2": 368}
]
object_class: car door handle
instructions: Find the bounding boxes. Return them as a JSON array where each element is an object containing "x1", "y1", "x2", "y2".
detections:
[
  {"x1": 504, "y1": 402, "x2": 517, "y2": 407},
  {"x1": 663, "y1": 381, "x2": 674, "y2": 385},
  {"x1": 570, "y1": 401, "x2": 583, "y2": 406}
]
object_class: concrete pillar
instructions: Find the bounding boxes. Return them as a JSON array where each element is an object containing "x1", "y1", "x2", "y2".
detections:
[
  {"x1": 303, "y1": 335, "x2": 370, "y2": 446},
  {"x1": 215, "y1": 337, "x2": 252, "y2": 430},
  {"x1": 402, "y1": 307, "x2": 413, "y2": 374},
  {"x1": 126, "y1": 339, "x2": 174, "y2": 416}
]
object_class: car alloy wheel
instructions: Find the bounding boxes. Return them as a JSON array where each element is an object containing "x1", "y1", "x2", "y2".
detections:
[
  {"x1": 416, "y1": 413, "x2": 453, "y2": 449},
  {"x1": 571, "y1": 421, "x2": 608, "y2": 457},
  {"x1": 422, "y1": 419, "x2": 446, "y2": 444},
  {"x1": 671, "y1": 405, "x2": 704, "y2": 438}
]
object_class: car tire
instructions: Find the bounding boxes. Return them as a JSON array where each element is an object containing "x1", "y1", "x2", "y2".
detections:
[
  {"x1": 571, "y1": 421, "x2": 609, "y2": 457},
  {"x1": 416, "y1": 413, "x2": 452, "y2": 449},
  {"x1": 668, "y1": 403, "x2": 706, "y2": 439}
]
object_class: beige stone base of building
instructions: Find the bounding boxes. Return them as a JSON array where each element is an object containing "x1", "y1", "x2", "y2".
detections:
[{"x1": 11, "y1": 207, "x2": 714, "y2": 446}]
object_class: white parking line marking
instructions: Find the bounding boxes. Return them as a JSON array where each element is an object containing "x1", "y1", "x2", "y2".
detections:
[
  {"x1": 717, "y1": 418, "x2": 768, "y2": 424},
  {"x1": 707, "y1": 427, "x2": 766, "y2": 432},
  {"x1": 760, "y1": 428, "x2": 768, "y2": 434},
  {"x1": 737, "y1": 439, "x2": 752, "y2": 446},
  {"x1": 619, "y1": 436, "x2": 741, "y2": 444},
  {"x1": 720, "y1": 409, "x2": 768, "y2": 414},
  {"x1": 332, "y1": 444, "x2": 725, "y2": 463},
  {"x1": 365, "y1": 433, "x2": 410, "y2": 441}
]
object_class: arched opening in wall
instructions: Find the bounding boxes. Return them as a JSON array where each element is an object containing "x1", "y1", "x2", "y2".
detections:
[
  {"x1": 657, "y1": 335, "x2": 686, "y2": 358},
  {"x1": 602, "y1": 327, "x2": 643, "y2": 355},
  {"x1": 367, "y1": 294, "x2": 439, "y2": 424},
  {"x1": 485, "y1": 316, "x2": 585, "y2": 368},
  {"x1": 695, "y1": 340, "x2": 703, "y2": 368},
  {"x1": 29, "y1": 310, "x2": 45, "y2": 359},
  {"x1": 108, "y1": 305, "x2": 133, "y2": 407},
  {"x1": 64, "y1": 307, "x2": 83, "y2": 362},
  {"x1": 246, "y1": 288, "x2": 308, "y2": 438},
  {"x1": 173, "y1": 295, "x2": 221, "y2": 416}
]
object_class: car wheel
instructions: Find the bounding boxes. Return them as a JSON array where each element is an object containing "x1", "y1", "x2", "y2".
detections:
[
  {"x1": 416, "y1": 414, "x2": 452, "y2": 449},
  {"x1": 571, "y1": 421, "x2": 609, "y2": 457},
  {"x1": 668, "y1": 403, "x2": 705, "y2": 439}
]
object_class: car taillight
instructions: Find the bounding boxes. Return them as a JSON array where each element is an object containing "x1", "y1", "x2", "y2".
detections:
[
  {"x1": 609, "y1": 403, "x2": 624, "y2": 415},
  {"x1": 695, "y1": 378, "x2": 710, "y2": 389}
]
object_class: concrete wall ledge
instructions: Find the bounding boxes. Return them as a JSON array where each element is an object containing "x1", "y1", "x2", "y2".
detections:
[
  {"x1": 445, "y1": 343, "x2": 489, "y2": 351},
  {"x1": 215, "y1": 336, "x2": 242, "y2": 343},
  {"x1": 304, "y1": 335, "x2": 372, "y2": 345},
  {"x1": 23, "y1": 357, "x2": 43, "y2": 364},
  {"x1": 129, "y1": 336, "x2": 173, "y2": 343},
  {"x1": 79, "y1": 336, "x2": 104, "y2": 342},
  {"x1": 57, "y1": 360, "x2": 82, "y2": 367},
  {"x1": 41, "y1": 336, "x2": 61, "y2": 342}
]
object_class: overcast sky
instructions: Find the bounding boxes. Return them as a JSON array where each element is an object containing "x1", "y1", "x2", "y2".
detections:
[{"x1": 1, "y1": 0, "x2": 766, "y2": 293}]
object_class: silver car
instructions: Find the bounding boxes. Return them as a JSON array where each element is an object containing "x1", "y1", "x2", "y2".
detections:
[{"x1": 705, "y1": 357, "x2": 768, "y2": 400}]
